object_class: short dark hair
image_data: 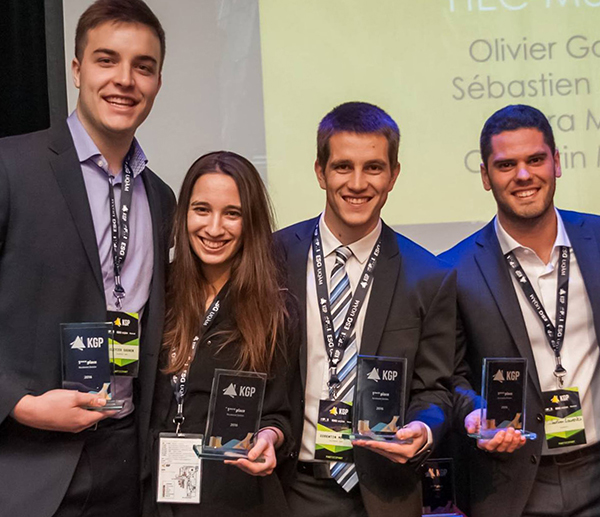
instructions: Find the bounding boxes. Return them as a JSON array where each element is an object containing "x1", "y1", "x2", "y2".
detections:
[
  {"x1": 75, "y1": 0, "x2": 166, "y2": 69},
  {"x1": 317, "y1": 102, "x2": 400, "y2": 170},
  {"x1": 480, "y1": 104, "x2": 555, "y2": 168}
]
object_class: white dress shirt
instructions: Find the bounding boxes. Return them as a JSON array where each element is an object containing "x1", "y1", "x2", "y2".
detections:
[
  {"x1": 496, "y1": 210, "x2": 600, "y2": 455},
  {"x1": 300, "y1": 216, "x2": 381, "y2": 460}
]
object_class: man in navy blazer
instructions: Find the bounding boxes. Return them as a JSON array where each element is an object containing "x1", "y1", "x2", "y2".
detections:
[
  {"x1": 441, "y1": 104, "x2": 600, "y2": 517},
  {"x1": 0, "y1": 1, "x2": 175, "y2": 516},
  {"x1": 276, "y1": 102, "x2": 455, "y2": 517}
]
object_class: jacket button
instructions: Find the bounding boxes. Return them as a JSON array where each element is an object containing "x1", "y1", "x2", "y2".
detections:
[
  {"x1": 290, "y1": 451, "x2": 298, "y2": 459},
  {"x1": 207, "y1": 340, "x2": 212, "y2": 346},
  {"x1": 530, "y1": 456, "x2": 537, "y2": 464},
  {"x1": 536, "y1": 413, "x2": 543, "y2": 422}
]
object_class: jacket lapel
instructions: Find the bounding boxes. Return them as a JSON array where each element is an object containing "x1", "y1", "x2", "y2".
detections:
[
  {"x1": 474, "y1": 221, "x2": 542, "y2": 398},
  {"x1": 47, "y1": 123, "x2": 104, "y2": 296},
  {"x1": 361, "y1": 224, "x2": 400, "y2": 357},
  {"x1": 561, "y1": 211, "x2": 600, "y2": 346},
  {"x1": 138, "y1": 170, "x2": 171, "y2": 438},
  {"x1": 289, "y1": 219, "x2": 316, "y2": 390}
]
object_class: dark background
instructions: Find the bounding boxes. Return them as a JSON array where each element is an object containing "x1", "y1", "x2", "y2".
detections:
[{"x1": 0, "y1": 0, "x2": 66, "y2": 138}]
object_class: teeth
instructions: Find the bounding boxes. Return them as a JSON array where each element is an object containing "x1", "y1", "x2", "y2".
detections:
[
  {"x1": 515, "y1": 190, "x2": 536, "y2": 198},
  {"x1": 345, "y1": 197, "x2": 368, "y2": 205},
  {"x1": 106, "y1": 96, "x2": 135, "y2": 106},
  {"x1": 201, "y1": 238, "x2": 227, "y2": 250}
]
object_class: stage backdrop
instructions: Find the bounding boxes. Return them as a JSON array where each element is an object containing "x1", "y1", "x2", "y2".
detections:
[{"x1": 65, "y1": 0, "x2": 600, "y2": 252}]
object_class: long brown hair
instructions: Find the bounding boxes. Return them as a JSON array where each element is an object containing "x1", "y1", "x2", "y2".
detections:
[{"x1": 163, "y1": 151, "x2": 286, "y2": 375}]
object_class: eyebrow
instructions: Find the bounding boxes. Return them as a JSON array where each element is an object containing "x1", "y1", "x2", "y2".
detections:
[
  {"x1": 92, "y1": 48, "x2": 158, "y2": 66},
  {"x1": 492, "y1": 151, "x2": 548, "y2": 166},
  {"x1": 329, "y1": 159, "x2": 353, "y2": 167},
  {"x1": 189, "y1": 201, "x2": 242, "y2": 211}
]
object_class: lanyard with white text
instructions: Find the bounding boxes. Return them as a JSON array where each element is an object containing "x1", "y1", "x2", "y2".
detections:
[
  {"x1": 170, "y1": 296, "x2": 222, "y2": 434},
  {"x1": 505, "y1": 246, "x2": 570, "y2": 386},
  {"x1": 108, "y1": 157, "x2": 134, "y2": 310},
  {"x1": 311, "y1": 224, "x2": 381, "y2": 399}
]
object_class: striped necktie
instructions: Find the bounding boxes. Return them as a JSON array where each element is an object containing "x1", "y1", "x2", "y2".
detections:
[{"x1": 329, "y1": 245, "x2": 359, "y2": 492}]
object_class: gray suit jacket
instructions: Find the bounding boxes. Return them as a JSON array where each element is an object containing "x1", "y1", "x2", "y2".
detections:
[
  {"x1": 440, "y1": 210, "x2": 600, "y2": 517},
  {"x1": 0, "y1": 122, "x2": 175, "y2": 517},
  {"x1": 276, "y1": 217, "x2": 456, "y2": 517}
]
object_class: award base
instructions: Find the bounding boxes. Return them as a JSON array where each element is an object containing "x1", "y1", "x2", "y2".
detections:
[
  {"x1": 422, "y1": 513, "x2": 462, "y2": 517},
  {"x1": 468, "y1": 429, "x2": 537, "y2": 440},
  {"x1": 84, "y1": 399, "x2": 125, "y2": 411},
  {"x1": 342, "y1": 432, "x2": 413, "y2": 444},
  {"x1": 192, "y1": 444, "x2": 266, "y2": 463}
]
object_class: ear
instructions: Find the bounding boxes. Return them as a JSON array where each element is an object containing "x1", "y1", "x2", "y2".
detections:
[
  {"x1": 480, "y1": 162, "x2": 492, "y2": 191},
  {"x1": 315, "y1": 160, "x2": 327, "y2": 191},
  {"x1": 72, "y1": 58, "x2": 81, "y2": 89},
  {"x1": 553, "y1": 149, "x2": 562, "y2": 179},
  {"x1": 387, "y1": 162, "x2": 401, "y2": 192}
]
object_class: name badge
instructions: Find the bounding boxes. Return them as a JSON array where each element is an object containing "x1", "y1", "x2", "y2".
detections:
[
  {"x1": 543, "y1": 387, "x2": 586, "y2": 449},
  {"x1": 315, "y1": 399, "x2": 353, "y2": 463},
  {"x1": 157, "y1": 433, "x2": 203, "y2": 504},
  {"x1": 107, "y1": 310, "x2": 140, "y2": 377}
]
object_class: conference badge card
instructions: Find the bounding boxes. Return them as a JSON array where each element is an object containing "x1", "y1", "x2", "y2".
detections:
[
  {"x1": 157, "y1": 433, "x2": 203, "y2": 504},
  {"x1": 107, "y1": 310, "x2": 140, "y2": 377},
  {"x1": 200, "y1": 369, "x2": 266, "y2": 460}
]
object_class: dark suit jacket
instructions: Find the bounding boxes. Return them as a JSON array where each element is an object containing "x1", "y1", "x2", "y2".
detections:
[
  {"x1": 439, "y1": 210, "x2": 600, "y2": 517},
  {"x1": 0, "y1": 122, "x2": 175, "y2": 517},
  {"x1": 275, "y1": 217, "x2": 456, "y2": 517}
]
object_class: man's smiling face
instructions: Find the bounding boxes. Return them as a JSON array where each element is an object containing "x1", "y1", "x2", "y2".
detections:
[
  {"x1": 481, "y1": 127, "x2": 561, "y2": 227},
  {"x1": 316, "y1": 131, "x2": 399, "y2": 243},
  {"x1": 72, "y1": 21, "x2": 162, "y2": 143}
]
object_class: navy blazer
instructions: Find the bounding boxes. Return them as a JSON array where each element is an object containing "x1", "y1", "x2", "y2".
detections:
[
  {"x1": 440, "y1": 209, "x2": 600, "y2": 517},
  {"x1": 276, "y1": 217, "x2": 456, "y2": 517},
  {"x1": 0, "y1": 122, "x2": 175, "y2": 517}
]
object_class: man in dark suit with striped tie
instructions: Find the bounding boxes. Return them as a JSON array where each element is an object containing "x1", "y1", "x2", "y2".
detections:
[{"x1": 275, "y1": 102, "x2": 456, "y2": 517}]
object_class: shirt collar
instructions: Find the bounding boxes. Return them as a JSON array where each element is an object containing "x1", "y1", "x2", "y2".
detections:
[
  {"x1": 66, "y1": 110, "x2": 147, "y2": 178},
  {"x1": 318, "y1": 214, "x2": 382, "y2": 264},
  {"x1": 495, "y1": 207, "x2": 571, "y2": 256}
]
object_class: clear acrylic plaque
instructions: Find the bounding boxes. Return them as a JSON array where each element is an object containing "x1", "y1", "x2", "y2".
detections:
[
  {"x1": 197, "y1": 369, "x2": 267, "y2": 461},
  {"x1": 60, "y1": 322, "x2": 123, "y2": 410},
  {"x1": 469, "y1": 357, "x2": 536, "y2": 440}
]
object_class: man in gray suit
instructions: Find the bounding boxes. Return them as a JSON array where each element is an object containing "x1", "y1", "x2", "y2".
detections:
[
  {"x1": 441, "y1": 104, "x2": 600, "y2": 517},
  {"x1": 0, "y1": 1, "x2": 175, "y2": 515}
]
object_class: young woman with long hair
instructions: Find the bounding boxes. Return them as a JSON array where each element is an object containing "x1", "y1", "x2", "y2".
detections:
[{"x1": 146, "y1": 151, "x2": 295, "y2": 516}]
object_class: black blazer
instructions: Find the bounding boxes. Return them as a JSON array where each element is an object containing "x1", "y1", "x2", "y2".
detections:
[
  {"x1": 439, "y1": 210, "x2": 600, "y2": 517},
  {"x1": 0, "y1": 122, "x2": 175, "y2": 517},
  {"x1": 145, "y1": 290, "x2": 294, "y2": 517},
  {"x1": 275, "y1": 217, "x2": 456, "y2": 517}
]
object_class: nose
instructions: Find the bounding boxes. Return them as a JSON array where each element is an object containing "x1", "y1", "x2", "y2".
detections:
[
  {"x1": 515, "y1": 164, "x2": 532, "y2": 181},
  {"x1": 205, "y1": 214, "x2": 225, "y2": 237},
  {"x1": 114, "y1": 63, "x2": 134, "y2": 88},
  {"x1": 348, "y1": 170, "x2": 368, "y2": 191}
]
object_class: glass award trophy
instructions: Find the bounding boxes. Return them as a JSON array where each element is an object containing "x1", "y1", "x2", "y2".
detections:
[
  {"x1": 195, "y1": 369, "x2": 267, "y2": 461},
  {"x1": 60, "y1": 322, "x2": 124, "y2": 410},
  {"x1": 422, "y1": 458, "x2": 461, "y2": 516},
  {"x1": 469, "y1": 357, "x2": 536, "y2": 440},
  {"x1": 344, "y1": 355, "x2": 408, "y2": 442}
]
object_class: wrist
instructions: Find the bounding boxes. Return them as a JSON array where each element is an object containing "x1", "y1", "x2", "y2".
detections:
[
  {"x1": 258, "y1": 427, "x2": 282, "y2": 448},
  {"x1": 11, "y1": 394, "x2": 35, "y2": 423}
]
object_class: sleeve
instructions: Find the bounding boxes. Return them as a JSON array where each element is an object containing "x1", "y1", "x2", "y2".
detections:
[
  {"x1": 406, "y1": 268, "x2": 456, "y2": 447},
  {"x1": 259, "y1": 293, "x2": 300, "y2": 460},
  {"x1": 452, "y1": 310, "x2": 482, "y2": 430},
  {"x1": 0, "y1": 149, "x2": 30, "y2": 425}
]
